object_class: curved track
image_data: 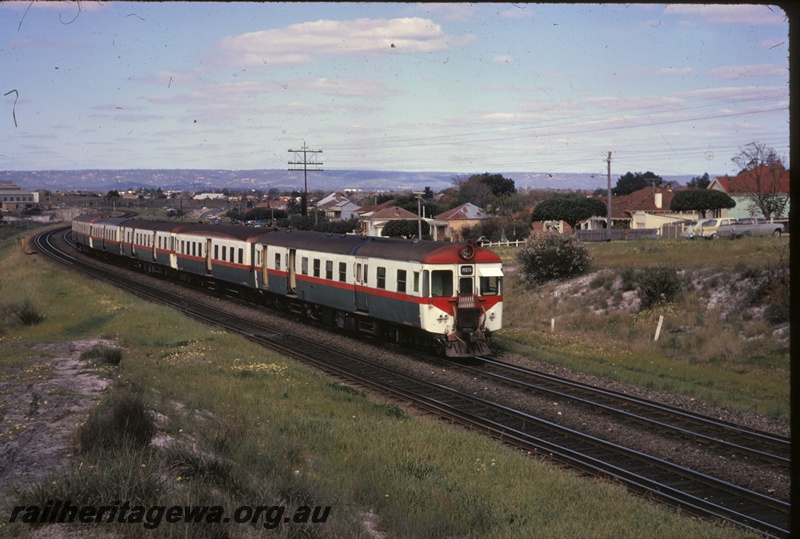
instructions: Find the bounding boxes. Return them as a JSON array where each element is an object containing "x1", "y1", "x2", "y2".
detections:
[
  {"x1": 35, "y1": 226, "x2": 790, "y2": 538},
  {"x1": 457, "y1": 356, "x2": 790, "y2": 467}
]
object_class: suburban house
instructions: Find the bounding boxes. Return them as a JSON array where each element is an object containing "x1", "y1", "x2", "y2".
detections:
[
  {"x1": 433, "y1": 202, "x2": 489, "y2": 241},
  {"x1": 709, "y1": 165, "x2": 790, "y2": 219},
  {"x1": 0, "y1": 183, "x2": 38, "y2": 211},
  {"x1": 315, "y1": 192, "x2": 362, "y2": 222},
  {"x1": 358, "y1": 205, "x2": 420, "y2": 237},
  {"x1": 579, "y1": 187, "x2": 700, "y2": 232}
]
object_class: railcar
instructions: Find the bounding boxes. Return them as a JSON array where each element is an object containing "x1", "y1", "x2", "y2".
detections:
[{"x1": 72, "y1": 216, "x2": 503, "y2": 357}]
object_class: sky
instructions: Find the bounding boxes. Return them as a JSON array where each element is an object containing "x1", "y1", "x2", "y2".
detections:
[{"x1": 1, "y1": 2, "x2": 790, "y2": 177}]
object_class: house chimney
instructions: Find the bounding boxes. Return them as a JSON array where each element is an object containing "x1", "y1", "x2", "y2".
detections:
[{"x1": 654, "y1": 192, "x2": 662, "y2": 209}]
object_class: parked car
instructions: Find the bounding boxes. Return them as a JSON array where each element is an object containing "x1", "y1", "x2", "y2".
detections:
[
  {"x1": 718, "y1": 217, "x2": 784, "y2": 238},
  {"x1": 475, "y1": 236, "x2": 490, "y2": 246},
  {"x1": 681, "y1": 219, "x2": 712, "y2": 239},
  {"x1": 697, "y1": 217, "x2": 738, "y2": 239}
]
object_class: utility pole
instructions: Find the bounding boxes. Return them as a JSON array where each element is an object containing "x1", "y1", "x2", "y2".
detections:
[
  {"x1": 606, "y1": 151, "x2": 612, "y2": 241},
  {"x1": 288, "y1": 142, "x2": 323, "y2": 229},
  {"x1": 415, "y1": 192, "x2": 423, "y2": 240}
]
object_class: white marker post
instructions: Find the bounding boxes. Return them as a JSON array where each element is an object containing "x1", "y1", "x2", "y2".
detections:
[{"x1": 654, "y1": 315, "x2": 664, "y2": 342}]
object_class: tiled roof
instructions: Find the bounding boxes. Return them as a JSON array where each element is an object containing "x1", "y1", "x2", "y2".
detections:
[
  {"x1": 356, "y1": 200, "x2": 395, "y2": 215},
  {"x1": 612, "y1": 187, "x2": 676, "y2": 216},
  {"x1": 435, "y1": 202, "x2": 487, "y2": 220},
  {"x1": 713, "y1": 167, "x2": 790, "y2": 194},
  {"x1": 365, "y1": 206, "x2": 418, "y2": 220}
]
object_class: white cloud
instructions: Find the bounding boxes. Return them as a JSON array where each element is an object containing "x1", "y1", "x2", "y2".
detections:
[
  {"x1": 654, "y1": 67, "x2": 694, "y2": 77},
  {"x1": 214, "y1": 17, "x2": 458, "y2": 67},
  {"x1": 707, "y1": 64, "x2": 787, "y2": 79},
  {"x1": 492, "y1": 55, "x2": 514, "y2": 65},
  {"x1": 293, "y1": 78, "x2": 401, "y2": 98}
]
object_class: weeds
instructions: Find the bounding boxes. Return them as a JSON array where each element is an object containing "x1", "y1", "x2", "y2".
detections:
[
  {"x1": 6, "y1": 299, "x2": 45, "y2": 326},
  {"x1": 80, "y1": 344, "x2": 123, "y2": 366},
  {"x1": 636, "y1": 266, "x2": 682, "y2": 310},
  {"x1": 76, "y1": 383, "x2": 156, "y2": 452}
]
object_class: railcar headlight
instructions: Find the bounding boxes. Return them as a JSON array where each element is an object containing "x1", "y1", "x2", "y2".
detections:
[{"x1": 489, "y1": 312, "x2": 495, "y2": 321}]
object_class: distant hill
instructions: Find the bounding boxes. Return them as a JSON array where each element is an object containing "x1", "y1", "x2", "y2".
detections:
[{"x1": 1, "y1": 169, "x2": 699, "y2": 194}]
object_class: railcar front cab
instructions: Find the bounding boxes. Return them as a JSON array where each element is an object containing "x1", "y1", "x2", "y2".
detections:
[{"x1": 422, "y1": 243, "x2": 503, "y2": 358}]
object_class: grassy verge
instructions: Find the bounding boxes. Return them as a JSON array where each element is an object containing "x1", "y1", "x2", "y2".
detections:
[
  {"x1": 0, "y1": 226, "x2": 756, "y2": 537},
  {"x1": 495, "y1": 236, "x2": 790, "y2": 421}
]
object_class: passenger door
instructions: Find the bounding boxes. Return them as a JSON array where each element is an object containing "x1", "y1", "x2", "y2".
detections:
[
  {"x1": 354, "y1": 257, "x2": 369, "y2": 312},
  {"x1": 288, "y1": 249, "x2": 297, "y2": 294}
]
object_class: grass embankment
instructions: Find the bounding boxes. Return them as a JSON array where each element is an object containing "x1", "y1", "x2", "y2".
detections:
[
  {"x1": 0, "y1": 224, "x2": 755, "y2": 538},
  {"x1": 496, "y1": 236, "x2": 790, "y2": 421}
]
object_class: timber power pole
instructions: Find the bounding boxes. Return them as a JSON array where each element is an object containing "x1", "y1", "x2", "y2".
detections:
[
  {"x1": 606, "y1": 151, "x2": 612, "y2": 241},
  {"x1": 288, "y1": 142, "x2": 323, "y2": 229}
]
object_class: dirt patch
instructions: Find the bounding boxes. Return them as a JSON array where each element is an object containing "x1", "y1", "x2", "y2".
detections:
[{"x1": 0, "y1": 340, "x2": 112, "y2": 502}]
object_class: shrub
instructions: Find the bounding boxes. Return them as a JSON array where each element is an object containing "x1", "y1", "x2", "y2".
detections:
[
  {"x1": 516, "y1": 232, "x2": 590, "y2": 285},
  {"x1": 619, "y1": 267, "x2": 637, "y2": 291},
  {"x1": 6, "y1": 299, "x2": 45, "y2": 326},
  {"x1": 77, "y1": 385, "x2": 156, "y2": 451},
  {"x1": 763, "y1": 274, "x2": 790, "y2": 324},
  {"x1": 80, "y1": 344, "x2": 123, "y2": 366},
  {"x1": 636, "y1": 266, "x2": 682, "y2": 309}
]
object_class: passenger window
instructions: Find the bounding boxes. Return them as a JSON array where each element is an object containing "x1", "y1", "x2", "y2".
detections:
[
  {"x1": 480, "y1": 276, "x2": 501, "y2": 296},
  {"x1": 413, "y1": 271, "x2": 420, "y2": 293},
  {"x1": 238, "y1": 248, "x2": 243, "y2": 264},
  {"x1": 339, "y1": 262, "x2": 347, "y2": 282},
  {"x1": 313, "y1": 259, "x2": 320, "y2": 278},
  {"x1": 301, "y1": 257, "x2": 308, "y2": 275},
  {"x1": 431, "y1": 270, "x2": 453, "y2": 297},
  {"x1": 275, "y1": 253, "x2": 281, "y2": 271},
  {"x1": 397, "y1": 270, "x2": 407, "y2": 293},
  {"x1": 326, "y1": 260, "x2": 333, "y2": 280},
  {"x1": 377, "y1": 267, "x2": 386, "y2": 289}
]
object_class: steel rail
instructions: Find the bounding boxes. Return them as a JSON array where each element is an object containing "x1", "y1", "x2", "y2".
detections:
[{"x1": 448, "y1": 355, "x2": 791, "y2": 466}]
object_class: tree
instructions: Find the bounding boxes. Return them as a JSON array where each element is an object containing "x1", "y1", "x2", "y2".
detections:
[
  {"x1": 449, "y1": 173, "x2": 516, "y2": 209},
  {"x1": 314, "y1": 218, "x2": 358, "y2": 234},
  {"x1": 612, "y1": 171, "x2": 664, "y2": 196},
  {"x1": 474, "y1": 173, "x2": 516, "y2": 197},
  {"x1": 463, "y1": 215, "x2": 531, "y2": 242},
  {"x1": 243, "y1": 207, "x2": 288, "y2": 221},
  {"x1": 391, "y1": 194, "x2": 443, "y2": 219},
  {"x1": 730, "y1": 142, "x2": 789, "y2": 220},
  {"x1": 669, "y1": 190, "x2": 736, "y2": 218},
  {"x1": 686, "y1": 173, "x2": 710, "y2": 189},
  {"x1": 530, "y1": 196, "x2": 607, "y2": 230},
  {"x1": 382, "y1": 219, "x2": 429, "y2": 239}
]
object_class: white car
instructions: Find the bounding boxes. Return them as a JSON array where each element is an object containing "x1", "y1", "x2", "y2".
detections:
[{"x1": 681, "y1": 219, "x2": 711, "y2": 239}]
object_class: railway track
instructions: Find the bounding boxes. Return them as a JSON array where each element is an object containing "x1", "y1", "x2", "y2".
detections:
[
  {"x1": 453, "y1": 355, "x2": 790, "y2": 468},
  {"x1": 35, "y1": 226, "x2": 791, "y2": 538}
]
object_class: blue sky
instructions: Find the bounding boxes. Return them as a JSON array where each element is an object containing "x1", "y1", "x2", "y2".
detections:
[{"x1": 1, "y1": 2, "x2": 789, "y2": 177}]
